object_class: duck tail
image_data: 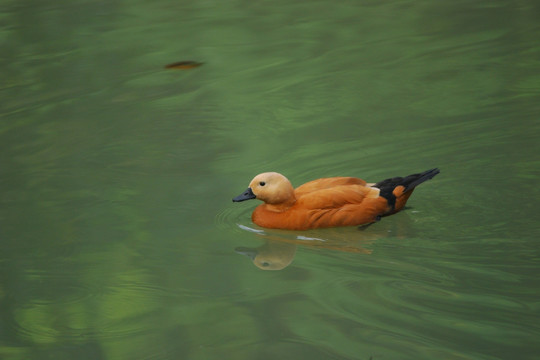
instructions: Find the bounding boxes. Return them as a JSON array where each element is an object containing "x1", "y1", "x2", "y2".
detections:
[{"x1": 375, "y1": 168, "x2": 440, "y2": 213}]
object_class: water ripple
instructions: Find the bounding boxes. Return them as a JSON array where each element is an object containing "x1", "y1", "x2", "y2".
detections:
[{"x1": 214, "y1": 204, "x2": 256, "y2": 234}]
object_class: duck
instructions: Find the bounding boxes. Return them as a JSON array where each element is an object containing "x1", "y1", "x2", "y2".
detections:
[{"x1": 232, "y1": 168, "x2": 439, "y2": 230}]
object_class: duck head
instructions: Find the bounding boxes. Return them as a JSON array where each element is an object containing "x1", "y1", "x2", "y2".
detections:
[{"x1": 233, "y1": 172, "x2": 296, "y2": 206}]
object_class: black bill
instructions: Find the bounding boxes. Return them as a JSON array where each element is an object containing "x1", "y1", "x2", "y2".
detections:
[{"x1": 232, "y1": 188, "x2": 256, "y2": 202}]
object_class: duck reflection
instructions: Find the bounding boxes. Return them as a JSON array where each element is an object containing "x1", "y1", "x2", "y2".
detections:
[
  {"x1": 236, "y1": 241, "x2": 297, "y2": 270},
  {"x1": 234, "y1": 225, "x2": 379, "y2": 270}
]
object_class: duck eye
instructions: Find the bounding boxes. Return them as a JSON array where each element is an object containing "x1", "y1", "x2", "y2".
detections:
[{"x1": 259, "y1": 181, "x2": 266, "y2": 186}]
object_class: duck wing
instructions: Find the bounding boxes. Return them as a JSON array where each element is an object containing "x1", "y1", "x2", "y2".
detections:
[
  {"x1": 296, "y1": 184, "x2": 379, "y2": 210},
  {"x1": 294, "y1": 177, "x2": 367, "y2": 197}
]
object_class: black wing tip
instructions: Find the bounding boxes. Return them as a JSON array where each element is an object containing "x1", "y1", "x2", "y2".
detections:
[
  {"x1": 403, "y1": 168, "x2": 440, "y2": 191},
  {"x1": 427, "y1": 167, "x2": 440, "y2": 175},
  {"x1": 375, "y1": 168, "x2": 440, "y2": 192}
]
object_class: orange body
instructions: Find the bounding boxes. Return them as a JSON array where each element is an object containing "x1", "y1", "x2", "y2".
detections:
[
  {"x1": 233, "y1": 170, "x2": 439, "y2": 230},
  {"x1": 252, "y1": 177, "x2": 406, "y2": 230}
]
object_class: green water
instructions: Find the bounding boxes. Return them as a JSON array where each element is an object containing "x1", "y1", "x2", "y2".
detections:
[{"x1": 1, "y1": 0, "x2": 539, "y2": 359}]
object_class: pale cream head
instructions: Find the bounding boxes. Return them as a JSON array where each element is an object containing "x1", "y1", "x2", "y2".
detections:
[{"x1": 248, "y1": 172, "x2": 296, "y2": 205}]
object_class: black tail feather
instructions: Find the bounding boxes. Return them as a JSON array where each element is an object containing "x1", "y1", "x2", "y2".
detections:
[
  {"x1": 399, "y1": 168, "x2": 440, "y2": 192},
  {"x1": 375, "y1": 168, "x2": 440, "y2": 209},
  {"x1": 375, "y1": 168, "x2": 440, "y2": 192}
]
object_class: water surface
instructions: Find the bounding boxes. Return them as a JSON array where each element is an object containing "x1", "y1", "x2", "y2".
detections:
[{"x1": 1, "y1": 0, "x2": 539, "y2": 359}]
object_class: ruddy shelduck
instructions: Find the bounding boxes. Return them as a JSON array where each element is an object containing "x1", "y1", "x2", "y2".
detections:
[{"x1": 233, "y1": 169, "x2": 440, "y2": 230}]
